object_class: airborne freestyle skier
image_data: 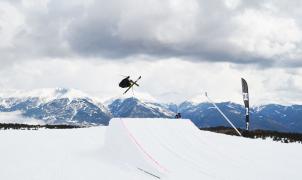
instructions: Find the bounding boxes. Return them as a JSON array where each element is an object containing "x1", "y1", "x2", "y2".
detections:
[
  {"x1": 119, "y1": 76, "x2": 132, "y2": 88},
  {"x1": 119, "y1": 76, "x2": 141, "y2": 94}
]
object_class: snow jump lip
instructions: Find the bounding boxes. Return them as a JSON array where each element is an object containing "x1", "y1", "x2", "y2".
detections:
[
  {"x1": 103, "y1": 118, "x2": 204, "y2": 179},
  {"x1": 103, "y1": 118, "x2": 302, "y2": 180},
  {"x1": 119, "y1": 118, "x2": 169, "y2": 173}
]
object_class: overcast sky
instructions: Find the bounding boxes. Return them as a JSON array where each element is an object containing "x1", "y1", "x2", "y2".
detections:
[{"x1": 0, "y1": 0, "x2": 302, "y2": 104}]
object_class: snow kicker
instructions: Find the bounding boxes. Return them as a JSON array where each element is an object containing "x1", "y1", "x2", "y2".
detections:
[
  {"x1": 103, "y1": 118, "x2": 302, "y2": 180},
  {"x1": 103, "y1": 118, "x2": 222, "y2": 179}
]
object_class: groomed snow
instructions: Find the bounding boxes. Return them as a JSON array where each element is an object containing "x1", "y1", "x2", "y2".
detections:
[{"x1": 0, "y1": 118, "x2": 302, "y2": 180}]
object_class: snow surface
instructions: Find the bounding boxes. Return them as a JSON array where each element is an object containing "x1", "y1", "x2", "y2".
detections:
[{"x1": 0, "y1": 118, "x2": 302, "y2": 180}]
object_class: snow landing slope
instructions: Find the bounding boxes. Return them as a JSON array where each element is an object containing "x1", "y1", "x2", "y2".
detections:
[
  {"x1": 1, "y1": 118, "x2": 302, "y2": 180},
  {"x1": 105, "y1": 118, "x2": 302, "y2": 180}
]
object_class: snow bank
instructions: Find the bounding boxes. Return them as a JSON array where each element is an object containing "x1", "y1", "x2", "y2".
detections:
[{"x1": 0, "y1": 111, "x2": 45, "y2": 125}]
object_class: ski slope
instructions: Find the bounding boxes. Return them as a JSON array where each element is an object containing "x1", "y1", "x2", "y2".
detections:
[{"x1": 0, "y1": 118, "x2": 302, "y2": 180}]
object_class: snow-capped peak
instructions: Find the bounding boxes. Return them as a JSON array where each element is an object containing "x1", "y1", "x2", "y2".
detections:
[
  {"x1": 186, "y1": 94, "x2": 208, "y2": 105},
  {"x1": 104, "y1": 91, "x2": 157, "y2": 106}
]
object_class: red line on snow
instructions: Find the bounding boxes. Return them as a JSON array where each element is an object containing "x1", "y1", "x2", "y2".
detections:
[{"x1": 121, "y1": 120, "x2": 168, "y2": 173}]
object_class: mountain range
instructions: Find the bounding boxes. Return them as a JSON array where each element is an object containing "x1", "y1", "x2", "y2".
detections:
[{"x1": 0, "y1": 88, "x2": 301, "y2": 133}]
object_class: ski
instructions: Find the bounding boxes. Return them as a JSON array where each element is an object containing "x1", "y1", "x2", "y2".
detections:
[{"x1": 137, "y1": 168, "x2": 161, "y2": 179}]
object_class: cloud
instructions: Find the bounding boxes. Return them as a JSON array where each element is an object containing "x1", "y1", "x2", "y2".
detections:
[
  {"x1": 0, "y1": 0, "x2": 302, "y2": 105},
  {"x1": 0, "y1": 111, "x2": 45, "y2": 125},
  {"x1": 0, "y1": 0, "x2": 302, "y2": 68},
  {"x1": 59, "y1": 0, "x2": 302, "y2": 67},
  {"x1": 0, "y1": 2, "x2": 24, "y2": 48},
  {"x1": 0, "y1": 58, "x2": 301, "y2": 105}
]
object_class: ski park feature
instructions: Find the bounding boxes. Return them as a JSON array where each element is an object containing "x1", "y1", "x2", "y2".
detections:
[{"x1": 1, "y1": 118, "x2": 302, "y2": 180}]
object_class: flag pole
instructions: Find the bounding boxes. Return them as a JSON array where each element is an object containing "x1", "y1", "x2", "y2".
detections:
[{"x1": 204, "y1": 92, "x2": 242, "y2": 136}]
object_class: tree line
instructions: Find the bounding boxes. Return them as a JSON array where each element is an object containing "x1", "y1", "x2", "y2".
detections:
[
  {"x1": 200, "y1": 126, "x2": 302, "y2": 144},
  {"x1": 0, "y1": 123, "x2": 82, "y2": 130}
]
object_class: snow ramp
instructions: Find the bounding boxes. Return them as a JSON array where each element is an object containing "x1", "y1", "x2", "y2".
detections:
[{"x1": 103, "y1": 118, "x2": 302, "y2": 180}]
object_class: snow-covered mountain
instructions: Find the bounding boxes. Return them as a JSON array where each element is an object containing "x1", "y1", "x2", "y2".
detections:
[
  {"x1": 0, "y1": 89, "x2": 174, "y2": 125},
  {"x1": 176, "y1": 101, "x2": 302, "y2": 133},
  {"x1": 108, "y1": 97, "x2": 174, "y2": 118},
  {"x1": 253, "y1": 104, "x2": 302, "y2": 132},
  {"x1": 0, "y1": 88, "x2": 112, "y2": 125},
  {"x1": 1, "y1": 88, "x2": 301, "y2": 132}
]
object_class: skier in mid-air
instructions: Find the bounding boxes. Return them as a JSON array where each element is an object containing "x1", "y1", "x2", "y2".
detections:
[
  {"x1": 119, "y1": 76, "x2": 141, "y2": 94},
  {"x1": 119, "y1": 76, "x2": 132, "y2": 88}
]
